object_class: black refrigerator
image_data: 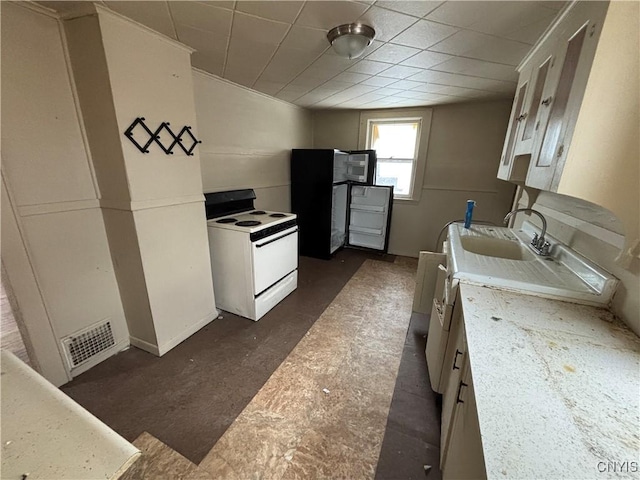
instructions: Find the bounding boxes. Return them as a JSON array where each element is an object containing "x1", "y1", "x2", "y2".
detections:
[{"x1": 291, "y1": 149, "x2": 394, "y2": 260}]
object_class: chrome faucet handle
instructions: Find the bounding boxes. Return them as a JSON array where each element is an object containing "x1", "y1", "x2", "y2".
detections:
[
  {"x1": 531, "y1": 233, "x2": 539, "y2": 246},
  {"x1": 540, "y1": 241, "x2": 551, "y2": 256}
]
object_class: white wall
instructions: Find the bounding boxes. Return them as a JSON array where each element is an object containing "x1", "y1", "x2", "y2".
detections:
[
  {"x1": 193, "y1": 69, "x2": 313, "y2": 211},
  {"x1": 0, "y1": 3, "x2": 129, "y2": 384},
  {"x1": 64, "y1": 7, "x2": 218, "y2": 357},
  {"x1": 313, "y1": 101, "x2": 516, "y2": 256}
]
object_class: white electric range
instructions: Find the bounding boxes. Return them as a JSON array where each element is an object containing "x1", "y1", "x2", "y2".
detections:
[{"x1": 205, "y1": 190, "x2": 298, "y2": 321}]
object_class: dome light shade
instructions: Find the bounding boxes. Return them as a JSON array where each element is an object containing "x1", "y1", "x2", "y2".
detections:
[{"x1": 327, "y1": 24, "x2": 375, "y2": 60}]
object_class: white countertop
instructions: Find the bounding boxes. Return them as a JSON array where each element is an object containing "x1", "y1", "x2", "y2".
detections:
[
  {"x1": 1, "y1": 351, "x2": 140, "y2": 479},
  {"x1": 459, "y1": 283, "x2": 640, "y2": 480}
]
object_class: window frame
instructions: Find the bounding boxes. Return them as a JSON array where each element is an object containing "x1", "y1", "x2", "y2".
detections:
[
  {"x1": 365, "y1": 118, "x2": 422, "y2": 200},
  {"x1": 358, "y1": 108, "x2": 433, "y2": 204}
]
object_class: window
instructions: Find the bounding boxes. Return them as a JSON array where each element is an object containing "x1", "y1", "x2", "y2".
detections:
[
  {"x1": 366, "y1": 118, "x2": 422, "y2": 199},
  {"x1": 359, "y1": 108, "x2": 432, "y2": 203}
]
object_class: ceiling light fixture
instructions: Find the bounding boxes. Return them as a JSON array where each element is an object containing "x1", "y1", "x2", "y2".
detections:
[{"x1": 327, "y1": 23, "x2": 375, "y2": 60}]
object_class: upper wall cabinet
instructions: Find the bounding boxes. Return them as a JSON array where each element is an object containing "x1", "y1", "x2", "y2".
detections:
[{"x1": 498, "y1": 1, "x2": 640, "y2": 260}]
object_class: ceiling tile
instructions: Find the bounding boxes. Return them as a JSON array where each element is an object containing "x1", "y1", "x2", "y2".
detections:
[
  {"x1": 390, "y1": 19, "x2": 458, "y2": 49},
  {"x1": 295, "y1": 65, "x2": 340, "y2": 82},
  {"x1": 195, "y1": 1, "x2": 235, "y2": 10},
  {"x1": 349, "y1": 92, "x2": 387, "y2": 103},
  {"x1": 378, "y1": 64, "x2": 423, "y2": 79},
  {"x1": 410, "y1": 83, "x2": 450, "y2": 94},
  {"x1": 425, "y1": 1, "x2": 491, "y2": 28},
  {"x1": 502, "y1": 15, "x2": 561, "y2": 45},
  {"x1": 432, "y1": 56, "x2": 517, "y2": 82},
  {"x1": 409, "y1": 83, "x2": 490, "y2": 100},
  {"x1": 468, "y1": 3, "x2": 558, "y2": 41},
  {"x1": 191, "y1": 50, "x2": 226, "y2": 77},
  {"x1": 224, "y1": 39, "x2": 278, "y2": 85},
  {"x1": 426, "y1": 1, "x2": 557, "y2": 44},
  {"x1": 374, "y1": 1, "x2": 443, "y2": 18},
  {"x1": 408, "y1": 70, "x2": 515, "y2": 94},
  {"x1": 295, "y1": 1, "x2": 370, "y2": 30},
  {"x1": 276, "y1": 90, "x2": 306, "y2": 102},
  {"x1": 332, "y1": 71, "x2": 372, "y2": 84},
  {"x1": 278, "y1": 84, "x2": 313, "y2": 96},
  {"x1": 176, "y1": 25, "x2": 229, "y2": 58},
  {"x1": 429, "y1": 30, "x2": 531, "y2": 66},
  {"x1": 392, "y1": 90, "x2": 430, "y2": 99},
  {"x1": 347, "y1": 59, "x2": 392, "y2": 75},
  {"x1": 357, "y1": 6, "x2": 419, "y2": 42},
  {"x1": 324, "y1": 84, "x2": 379, "y2": 102},
  {"x1": 235, "y1": 1, "x2": 304, "y2": 23},
  {"x1": 320, "y1": 79, "x2": 357, "y2": 91},
  {"x1": 296, "y1": 90, "x2": 335, "y2": 105},
  {"x1": 360, "y1": 76, "x2": 399, "y2": 87},
  {"x1": 259, "y1": 47, "x2": 318, "y2": 82},
  {"x1": 289, "y1": 75, "x2": 329, "y2": 89},
  {"x1": 280, "y1": 25, "x2": 330, "y2": 55},
  {"x1": 386, "y1": 79, "x2": 425, "y2": 90},
  {"x1": 170, "y1": 2, "x2": 232, "y2": 34},
  {"x1": 224, "y1": 65, "x2": 262, "y2": 87},
  {"x1": 365, "y1": 43, "x2": 421, "y2": 63},
  {"x1": 253, "y1": 80, "x2": 287, "y2": 96},
  {"x1": 379, "y1": 87, "x2": 407, "y2": 95},
  {"x1": 104, "y1": 1, "x2": 177, "y2": 39},
  {"x1": 312, "y1": 53, "x2": 360, "y2": 72},
  {"x1": 232, "y1": 11, "x2": 290, "y2": 45},
  {"x1": 400, "y1": 50, "x2": 452, "y2": 69}
]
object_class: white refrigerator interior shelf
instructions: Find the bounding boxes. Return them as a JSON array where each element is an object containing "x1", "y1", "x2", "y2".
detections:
[
  {"x1": 349, "y1": 231, "x2": 385, "y2": 249},
  {"x1": 350, "y1": 204, "x2": 384, "y2": 212},
  {"x1": 348, "y1": 185, "x2": 391, "y2": 250},
  {"x1": 1, "y1": 351, "x2": 140, "y2": 480},
  {"x1": 447, "y1": 222, "x2": 618, "y2": 306}
]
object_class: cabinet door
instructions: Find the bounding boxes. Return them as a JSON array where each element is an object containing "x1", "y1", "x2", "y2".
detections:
[
  {"x1": 442, "y1": 367, "x2": 487, "y2": 480},
  {"x1": 527, "y1": 2, "x2": 608, "y2": 190},
  {"x1": 514, "y1": 51, "x2": 555, "y2": 157},
  {"x1": 413, "y1": 252, "x2": 446, "y2": 314},
  {"x1": 497, "y1": 71, "x2": 530, "y2": 182},
  {"x1": 440, "y1": 303, "x2": 466, "y2": 467}
]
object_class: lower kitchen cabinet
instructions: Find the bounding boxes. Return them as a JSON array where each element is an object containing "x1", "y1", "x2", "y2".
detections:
[
  {"x1": 442, "y1": 365, "x2": 486, "y2": 480},
  {"x1": 439, "y1": 293, "x2": 486, "y2": 479}
]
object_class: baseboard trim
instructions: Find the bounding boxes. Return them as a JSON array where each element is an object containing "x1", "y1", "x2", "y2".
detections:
[
  {"x1": 157, "y1": 310, "x2": 219, "y2": 356},
  {"x1": 129, "y1": 336, "x2": 161, "y2": 356}
]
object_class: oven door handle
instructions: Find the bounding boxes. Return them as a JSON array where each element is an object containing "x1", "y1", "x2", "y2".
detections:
[{"x1": 255, "y1": 228, "x2": 298, "y2": 248}]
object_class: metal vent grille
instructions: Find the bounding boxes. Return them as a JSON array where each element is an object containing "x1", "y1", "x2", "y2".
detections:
[{"x1": 62, "y1": 321, "x2": 115, "y2": 368}]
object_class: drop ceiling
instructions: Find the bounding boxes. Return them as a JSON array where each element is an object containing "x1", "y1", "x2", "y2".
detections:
[{"x1": 40, "y1": 1, "x2": 565, "y2": 110}]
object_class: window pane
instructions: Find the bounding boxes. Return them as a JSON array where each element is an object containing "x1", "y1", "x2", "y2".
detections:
[
  {"x1": 376, "y1": 160, "x2": 413, "y2": 196},
  {"x1": 371, "y1": 122, "x2": 418, "y2": 159}
]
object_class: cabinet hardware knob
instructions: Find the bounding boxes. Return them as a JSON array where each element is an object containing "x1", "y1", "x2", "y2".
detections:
[
  {"x1": 535, "y1": 121, "x2": 540, "y2": 131},
  {"x1": 557, "y1": 145, "x2": 564, "y2": 158},
  {"x1": 542, "y1": 96, "x2": 553, "y2": 106},
  {"x1": 453, "y1": 349, "x2": 463, "y2": 370},
  {"x1": 456, "y1": 381, "x2": 469, "y2": 404},
  {"x1": 516, "y1": 112, "x2": 528, "y2": 122}
]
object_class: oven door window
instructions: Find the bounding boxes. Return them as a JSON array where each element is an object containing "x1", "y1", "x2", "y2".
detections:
[{"x1": 251, "y1": 226, "x2": 298, "y2": 296}]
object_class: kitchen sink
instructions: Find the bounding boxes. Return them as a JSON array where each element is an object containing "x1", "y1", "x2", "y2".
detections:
[
  {"x1": 447, "y1": 222, "x2": 618, "y2": 306},
  {"x1": 459, "y1": 236, "x2": 535, "y2": 261}
]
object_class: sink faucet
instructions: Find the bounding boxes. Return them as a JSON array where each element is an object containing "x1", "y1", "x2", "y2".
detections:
[{"x1": 503, "y1": 208, "x2": 550, "y2": 256}]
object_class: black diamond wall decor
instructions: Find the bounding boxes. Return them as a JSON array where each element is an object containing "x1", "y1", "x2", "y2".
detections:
[{"x1": 124, "y1": 117, "x2": 202, "y2": 156}]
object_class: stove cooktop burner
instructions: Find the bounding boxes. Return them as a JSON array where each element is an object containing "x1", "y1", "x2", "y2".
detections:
[
  {"x1": 236, "y1": 220, "x2": 262, "y2": 227},
  {"x1": 269, "y1": 213, "x2": 287, "y2": 218},
  {"x1": 250, "y1": 210, "x2": 267, "y2": 215},
  {"x1": 216, "y1": 218, "x2": 237, "y2": 224}
]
